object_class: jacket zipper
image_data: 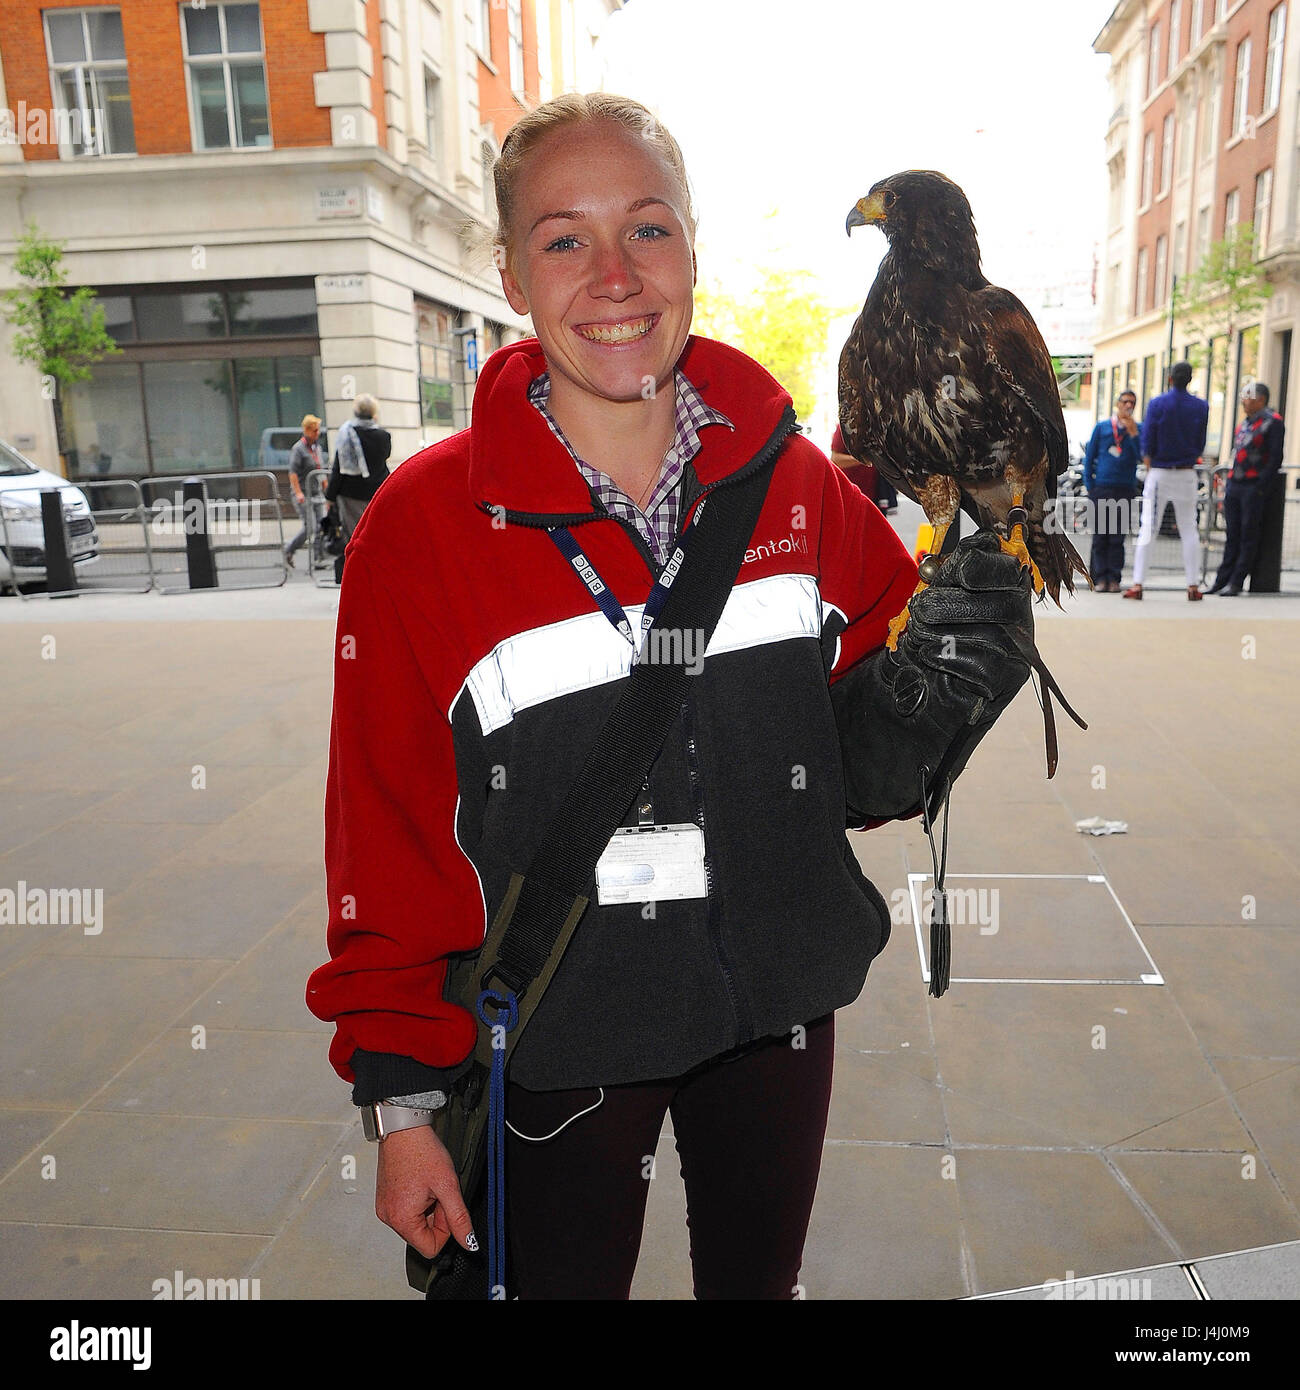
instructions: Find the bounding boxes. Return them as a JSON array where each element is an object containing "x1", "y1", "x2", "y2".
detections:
[
  {"x1": 478, "y1": 407, "x2": 797, "y2": 1046},
  {"x1": 682, "y1": 692, "x2": 754, "y2": 1044}
]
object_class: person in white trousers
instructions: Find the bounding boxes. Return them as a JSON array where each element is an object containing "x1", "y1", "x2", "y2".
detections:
[{"x1": 1124, "y1": 360, "x2": 1209, "y2": 602}]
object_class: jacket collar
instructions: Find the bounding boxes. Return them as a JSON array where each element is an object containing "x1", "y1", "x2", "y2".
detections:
[{"x1": 468, "y1": 334, "x2": 794, "y2": 518}]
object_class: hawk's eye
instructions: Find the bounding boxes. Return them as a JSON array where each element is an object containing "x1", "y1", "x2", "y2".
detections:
[{"x1": 882, "y1": 190, "x2": 897, "y2": 210}]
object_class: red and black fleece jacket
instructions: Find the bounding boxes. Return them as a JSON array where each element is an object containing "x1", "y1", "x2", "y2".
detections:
[{"x1": 306, "y1": 334, "x2": 924, "y2": 1100}]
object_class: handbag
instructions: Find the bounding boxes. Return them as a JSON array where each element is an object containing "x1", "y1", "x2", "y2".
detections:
[{"x1": 405, "y1": 418, "x2": 790, "y2": 1299}]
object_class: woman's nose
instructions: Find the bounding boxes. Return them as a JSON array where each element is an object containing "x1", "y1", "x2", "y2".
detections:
[{"x1": 588, "y1": 240, "x2": 641, "y2": 297}]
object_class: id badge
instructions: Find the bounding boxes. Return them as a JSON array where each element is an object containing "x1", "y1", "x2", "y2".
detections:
[
  {"x1": 1107, "y1": 445, "x2": 1121, "y2": 457},
  {"x1": 595, "y1": 823, "x2": 708, "y2": 905}
]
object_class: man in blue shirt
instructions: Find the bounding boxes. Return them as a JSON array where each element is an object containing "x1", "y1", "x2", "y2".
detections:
[
  {"x1": 1124, "y1": 360, "x2": 1209, "y2": 601},
  {"x1": 1208, "y1": 381, "x2": 1285, "y2": 595},
  {"x1": 1083, "y1": 388, "x2": 1141, "y2": 590}
]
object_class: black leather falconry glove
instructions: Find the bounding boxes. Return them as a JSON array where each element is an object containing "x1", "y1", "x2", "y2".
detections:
[{"x1": 832, "y1": 531, "x2": 1034, "y2": 825}]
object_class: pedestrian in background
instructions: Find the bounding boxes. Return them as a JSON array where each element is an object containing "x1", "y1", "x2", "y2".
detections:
[
  {"x1": 325, "y1": 395, "x2": 392, "y2": 551},
  {"x1": 1083, "y1": 389, "x2": 1140, "y2": 591},
  {"x1": 1208, "y1": 381, "x2": 1285, "y2": 596},
  {"x1": 1124, "y1": 360, "x2": 1208, "y2": 602},
  {"x1": 284, "y1": 414, "x2": 323, "y2": 569}
]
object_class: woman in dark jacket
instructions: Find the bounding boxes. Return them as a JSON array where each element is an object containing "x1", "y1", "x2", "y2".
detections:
[
  {"x1": 324, "y1": 393, "x2": 391, "y2": 546},
  {"x1": 308, "y1": 93, "x2": 1034, "y2": 1300}
]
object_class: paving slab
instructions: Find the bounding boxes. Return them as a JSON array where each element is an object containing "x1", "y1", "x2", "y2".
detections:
[
  {"x1": 955, "y1": 1149, "x2": 1174, "y2": 1294},
  {"x1": 927, "y1": 982, "x2": 1223, "y2": 1148},
  {"x1": 0, "y1": 1112, "x2": 345, "y2": 1235},
  {"x1": 1111, "y1": 1152, "x2": 1300, "y2": 1261},
  {"x1": 1141, "y1": 926, "x2": 1300, "y2": 1059},
  {"x1": 1193, "y1": 1240, "x2": 1300, "y2": 1299},
  {"x1": 979, "y1": 1262, "x2": 1198, "y2": 1300},
  {"x1": 0, "y1": 955, "x2": 228, "y2": 1109},
  {"x1": 0, "y1": 1222, "x2": 268, "y2": 1301}
]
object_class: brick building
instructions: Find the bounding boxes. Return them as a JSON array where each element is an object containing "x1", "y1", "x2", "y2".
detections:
[
  {"x1": 0, "y1": 0, "x2": 621, "y2": 481},
  {"x1": 1094, "y1": 0, "x2": 1299, "y2": 461}
]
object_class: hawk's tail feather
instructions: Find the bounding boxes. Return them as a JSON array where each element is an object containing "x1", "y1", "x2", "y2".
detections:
[{"x1": 1033, "y1": 524, "x2": 1092, "y2": 606}]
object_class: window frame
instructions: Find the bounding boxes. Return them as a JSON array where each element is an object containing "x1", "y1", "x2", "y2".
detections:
[
  {"x1": 43, "y1": 6, "x2": 135, "y2": 158},
  {"x1": 179, "y1": 1, "x2": 272, "y2": 153},
  {"x1": 507, "y1": 0, "x2": 525, "y2": 97},
  {"x1": 1140, "y1": 129, "x2": 1156, "y2": 207},
  {"x1": 1160, "y1": 112, "x2": 1175, "y2": 195},
  {"x1": 1148, "y1": 19, "x2": 1163, "y2": 94},
  {"x1": 1231, "y1": 36, "x2": 1251, "y2": 137},
  {"x1": 1264, "y1": 4, "x2": 1286, "y2": 115}
]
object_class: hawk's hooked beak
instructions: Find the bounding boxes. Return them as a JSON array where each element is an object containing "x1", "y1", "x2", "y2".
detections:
[{"x1": 846, "y1": 190, "x2": 888, "y2": 236}]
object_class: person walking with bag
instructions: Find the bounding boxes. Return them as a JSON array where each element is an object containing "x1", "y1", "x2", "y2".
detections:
[
  {"x1": 284, "y1": 414, "x2": 323, "y2": 569},
  {"x1": 307, "y1": 94, "x2": 1037, "y2": 1300},
  {"x1": 324, "y1": 394, "x2": 391, "y2": 549}
]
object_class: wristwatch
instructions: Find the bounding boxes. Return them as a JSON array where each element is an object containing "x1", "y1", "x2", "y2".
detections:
[{"x1": 359, "y1": 1092, "x2": 446, "y2": 1143}]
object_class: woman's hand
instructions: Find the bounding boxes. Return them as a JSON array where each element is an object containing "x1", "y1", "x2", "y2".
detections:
[{"x1": 375, "y1": 1124, "x2": 477, "y2": 1259}]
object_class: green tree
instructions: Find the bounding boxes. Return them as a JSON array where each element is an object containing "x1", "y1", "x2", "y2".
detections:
[
  {"x1": 694, "y1": 265, "x2": 843, "y2": 423},
  {"x1": 1175, "y1": 223, "x2": 1270, "y2": 363},
  {"x1": 0, "y1": 222, "x2": 122, "y2": 471}
]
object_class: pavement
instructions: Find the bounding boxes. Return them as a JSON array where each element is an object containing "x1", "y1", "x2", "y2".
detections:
[{"x1": 1, "y1": 522, "x2": 1298, "y2": 1300}]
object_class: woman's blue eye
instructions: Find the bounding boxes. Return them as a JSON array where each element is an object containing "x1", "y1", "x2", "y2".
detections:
[{"x1": 542, "y1": 224, "x2": 669, "y2": 254}]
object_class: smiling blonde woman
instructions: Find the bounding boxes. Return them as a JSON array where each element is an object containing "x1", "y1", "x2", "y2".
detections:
[{"x1": 308, "y1": 93, "x2": 1035, "y2": 1300}]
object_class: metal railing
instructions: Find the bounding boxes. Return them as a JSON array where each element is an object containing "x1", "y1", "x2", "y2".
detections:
[
  {"x1": 1, "y1": 480, "x2": 154, "y2": 600},
  {"x1": 304, "y1": 468, "x2": 342, "y2": 588},
  {"x1": 139, "y1": 472, "x2": 288, "y2": 593}
]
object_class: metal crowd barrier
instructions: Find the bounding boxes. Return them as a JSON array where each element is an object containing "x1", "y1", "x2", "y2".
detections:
[
  {"x1": 305, "y1": 468, "x2": 341, "y2": 588},
  {"x1": 139, "y1": 472, "x2": 288, "y2": 594},
  {"x1": 0, "y1": 479, "x2": 155, "y2": 600},
  {"x1": 1204, "y1": 462, "x2": 1300, "y2": 590}
]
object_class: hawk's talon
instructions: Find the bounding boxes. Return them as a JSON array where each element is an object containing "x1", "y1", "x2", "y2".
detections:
[
  {"x1": 1000, "y1": 531, "x2": 1044, "y2": 595},
  {"x1": 886, "y1": 576, "x2": 930, "y2": 651}
]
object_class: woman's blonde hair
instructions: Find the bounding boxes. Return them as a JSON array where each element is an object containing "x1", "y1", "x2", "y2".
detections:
[{"x1": 465, "y1": 94, "x2": 696, "y2": 280}]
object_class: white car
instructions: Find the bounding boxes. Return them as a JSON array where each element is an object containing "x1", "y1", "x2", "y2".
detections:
[{"x1": 0, "y1": 439, "x2": 100, "y2": 588}]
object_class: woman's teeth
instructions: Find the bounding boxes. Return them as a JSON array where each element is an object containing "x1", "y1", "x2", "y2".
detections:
[{"x1": 575, "y1": 315, "x2": 656, "y2": 344}]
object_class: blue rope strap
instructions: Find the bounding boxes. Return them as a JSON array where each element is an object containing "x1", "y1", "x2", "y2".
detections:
[{"x1": 476, "y1": 987, "x2": 518, "y2": 1299}]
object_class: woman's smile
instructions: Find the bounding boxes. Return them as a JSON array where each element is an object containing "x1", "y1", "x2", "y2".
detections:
[{"x1": 571, "y1": 312, "x2": 660, "y2": 347}]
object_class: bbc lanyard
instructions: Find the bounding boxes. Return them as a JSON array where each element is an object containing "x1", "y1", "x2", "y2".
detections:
[
  {"x1": 546, "y1": 493, "x2": 710, "y2": 827},
  {"x1": 545, "y1": 494, "x2": 709, "y2": 656}
]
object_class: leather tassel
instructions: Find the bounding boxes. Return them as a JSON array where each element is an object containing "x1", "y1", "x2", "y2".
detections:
[{"x1": 928, "y1": 885, "x2": 950, "y2": 997}]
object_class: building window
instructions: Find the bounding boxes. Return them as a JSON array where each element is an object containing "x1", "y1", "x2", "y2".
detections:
[
  {"x1": 1254, "y1": 168, "x2": 1273, "y2": 254},
  {"x1": 1196, "y1": 205, "x2": 1210, "y2": 265},
  {"x1": 477, "y1": 0, "x2": 492, "y2": 59},
  {"x1": 1148, "y1": 21, "x2": 1162, "y2": 94},
  {"x1": 416, "y1": 300, "x2": 459, "y2": 429},
  {"x1": 43, "y1": 7, "x2": 135, "y2": 157},
  {"x1": 1231, "y1": 37, "x2": 1251, "y2": 137},
  {"x1": 1141, "y1": 130, "x2": 1155, "y2": 206},
  {"x1": 1173, "y1": 220, "x2": 1187, "y2": 282},
  {"x1": 423, "y1": 68, "x2": 440, "y2": 160},
  {"x1": 1169, "y1": 0, "x2": 1182, "y2": 71},
  {"x1": 1225, "y1": 187, "x2": 1240, "y2": 238},
  {"x1": 1155, "y1": 234, "x2": 1168, "y2": 304},
  {"x1": 1192, "y1": 0, "x2": 1204, "y2": 42},
  {"x1": 1264, "y1": 4, "x2": 1286, "y2": 115},
  {"x1": 61, "y1": 280, "x2": 321, "y2": 479},
  {"x1": 508, "y1": 0, "x2": 524, "y2": 95},
  {"x1": 1135, "y1": 247, "x2": 1150, "y2": 315},
  {"x1": 1178, "y1": 103, "x2": 1194, "y2": 177},
  {"x1": 1105, "y1": 263, "x2": 1120, "y2": 325},
  {"x1": 180, "y1": 2, "x2": 270, "y2": 150},
  {"x1": 1160, "y1": 113, "x2": 1174, "y2": 195},
  {"x1": 1142, "y1": 354, "x2": 1156, "y2": 405}
]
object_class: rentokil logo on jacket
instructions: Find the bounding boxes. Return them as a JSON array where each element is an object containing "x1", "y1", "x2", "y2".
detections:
[{"x1": 743, "y1": 533, "x2": 809, "y2": 564}]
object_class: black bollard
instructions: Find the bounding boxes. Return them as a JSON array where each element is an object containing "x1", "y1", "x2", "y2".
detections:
[
  {"x1": 40, "y1": 489, "x2": 78, "y2": 597},
  {"x1": 182, "y1": 478, "x2": 217, "y2": 589},
  {"x1": 1249, "y1": 471, "x2": 1287, "y2": 594}
]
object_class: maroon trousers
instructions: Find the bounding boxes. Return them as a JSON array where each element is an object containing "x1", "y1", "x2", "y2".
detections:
[{"x1": 504, "y1": 1013, "x2": 835, "y2": 1300}]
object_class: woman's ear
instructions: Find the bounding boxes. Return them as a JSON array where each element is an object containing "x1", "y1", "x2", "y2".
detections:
[{"x1": 500, "y1": 254, "x2": 530, "y2": 316}]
